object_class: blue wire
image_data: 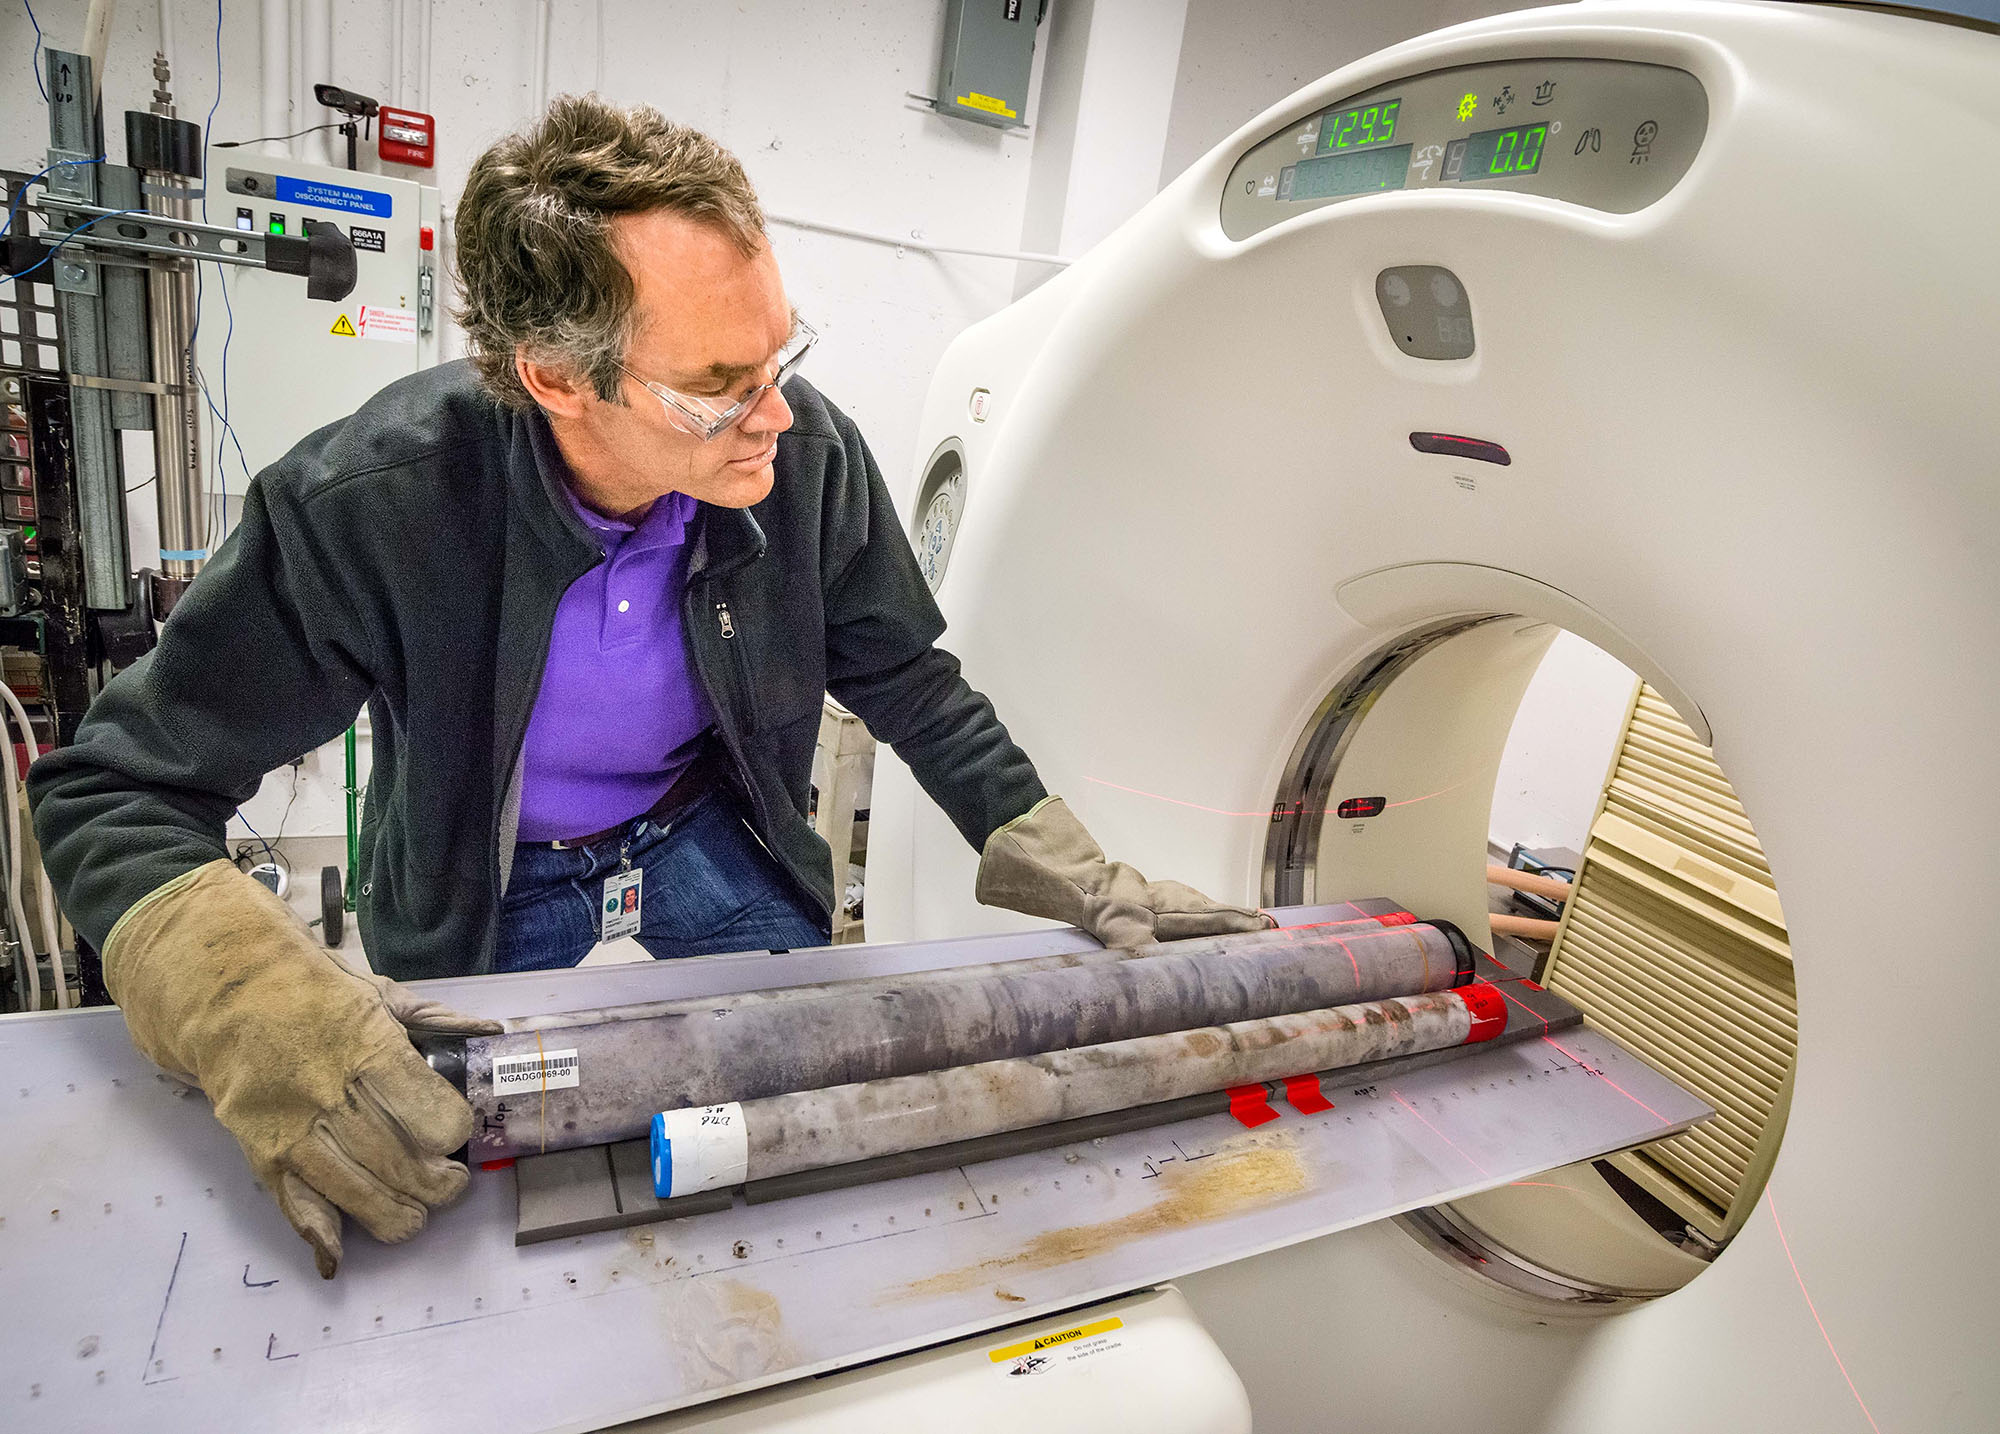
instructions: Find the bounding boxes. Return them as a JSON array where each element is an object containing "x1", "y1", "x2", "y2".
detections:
[
  {"x1": 22, "y1": 1, "x2": 47, "y2": 104},
  {"x1": 8, "y1": 208, "x2": 148, "y2": 283},
  {"x1": 1, "y1": 155, "x2": 104, "y2": 242},
  {"x1": 198, "y1": 0, "x2": 249, "y2": 547},
  {"x1": 235, "y1": 810, "x2": 278, "y2": 867}
]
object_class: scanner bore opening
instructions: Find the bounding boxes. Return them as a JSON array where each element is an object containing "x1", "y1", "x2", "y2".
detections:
[{"x1": 1262, "y1": 616, "x2": 1796, "y2": 1307}]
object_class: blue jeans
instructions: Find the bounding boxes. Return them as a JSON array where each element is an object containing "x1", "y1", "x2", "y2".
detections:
[{"x1": 493, "y1": 791, "x2": 829, "y2": 973}]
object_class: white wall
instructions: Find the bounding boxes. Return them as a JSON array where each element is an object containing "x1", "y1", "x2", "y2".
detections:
[
  {"x1": 1017, "y1": 0, "x2": 1188, "y2": 284},
  {"x1": 2, "y1": 1, "x2": 1081, "y2": 849},
  {"x1": 1488, "y1": 630, "x2": 1635, "y2": 858},
  {"x1": 1159, "y1": 0, "x2": 1543, "y2": 185},
  {"x1": 5, "y1": 1, "x2": 1636, "y2": 867}
]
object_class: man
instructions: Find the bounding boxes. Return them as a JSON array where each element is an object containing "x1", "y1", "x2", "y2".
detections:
[{"x1": 28, "y1": 98, "x2": 1268, "y2": 1278}]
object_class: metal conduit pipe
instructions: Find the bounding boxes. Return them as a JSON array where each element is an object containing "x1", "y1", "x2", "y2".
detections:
[
  {"x1": 417, "y1": 0, "x2": 433, "y2": 112},
  {"x1": 466, "y1": 920, "x2": 1475, "y2": 1160},
  {"x1": 531, "y1": 0, "x2": 551, "y2": 116},
  {"x1": 300, "y1": 0, "x2": 333, "y2": 166},
  {"x1": 135, "y1": 54, "x2": 207, "y2": 614},
  {"x1": 260, "y1": 0, "x2": 292, "y2": 157}
]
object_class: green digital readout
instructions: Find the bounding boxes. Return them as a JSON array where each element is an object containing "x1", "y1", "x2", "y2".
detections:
[
  {"x1": 1440, "y1": 124, "x2": 1549, "y2": 182},
  {"x1": 1317, "y1": 98, "x2": 1401, "y2": 154},
  {"x1": 1283, "y1": 144, "x2": 1413, "y2": 202}
]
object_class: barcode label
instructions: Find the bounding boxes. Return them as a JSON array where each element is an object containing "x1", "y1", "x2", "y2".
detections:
[{"x1": 491, "y1": 1049, "x2": 581, "y2": 1094}]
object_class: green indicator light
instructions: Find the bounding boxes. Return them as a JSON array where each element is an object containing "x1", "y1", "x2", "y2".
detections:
[
  {"x1": 20, "y1": 526, "x2": 35, "y2": 540},
  {"x1": 1317, "y1": 98, "x2": 1402, "y2": 155},
  {"x1": 268, "y1": 215, "x2": 285, "y2": 235}
]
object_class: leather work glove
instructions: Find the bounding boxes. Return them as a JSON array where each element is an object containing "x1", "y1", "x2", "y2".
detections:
[
  {"x1": 976, "y1": 796, "x2": 1275, "y2": 949},
  {"x1": 103, "y1": 860, "x2": 501, "y2": 1278}
]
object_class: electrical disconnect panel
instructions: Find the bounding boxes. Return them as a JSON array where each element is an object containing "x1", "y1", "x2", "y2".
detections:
[
  {"x1": 213, "y1": 156, "x2": 443, "y2": 481},
  {"x1": 934, "y1": 0, "x2": 1041, "y2": 130}
]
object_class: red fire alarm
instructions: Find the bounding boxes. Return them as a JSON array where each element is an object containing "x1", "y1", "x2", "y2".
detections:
[{"x1": 378, "y1": 106, "x2": 436, "y2": 168}]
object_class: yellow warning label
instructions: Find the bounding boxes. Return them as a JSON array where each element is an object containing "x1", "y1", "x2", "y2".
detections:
[
  {"x1": 329, "y1": 313, "x2": 357, "y2": 337},
  {"x1": 987, "y1": 1316, "x2": 1122, "y2": 1363},
  {"x1": 955, "y1": 91, "x2": 1019, "y2": 119}
]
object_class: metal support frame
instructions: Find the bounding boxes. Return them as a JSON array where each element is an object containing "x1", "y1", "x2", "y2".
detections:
[
  {"x1": 40, "y1": 50, "x2": 134, "y2": 613},
  {"x1": 34, "y1": 196, "x2": 311, "y2": 272}
]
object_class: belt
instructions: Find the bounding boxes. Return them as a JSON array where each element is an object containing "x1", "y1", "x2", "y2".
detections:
[{"x1": 544, "y1": 743, "x2": 730, "y2": 851}]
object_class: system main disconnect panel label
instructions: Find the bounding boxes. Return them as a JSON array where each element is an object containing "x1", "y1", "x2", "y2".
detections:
[{"x1": 491, "y1": 1049, "x2": 581, "y2": 1095}]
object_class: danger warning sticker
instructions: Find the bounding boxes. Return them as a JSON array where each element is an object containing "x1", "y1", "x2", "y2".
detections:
[{"x1": 358, "y1": 305, "x2": 418, "y2": 344}]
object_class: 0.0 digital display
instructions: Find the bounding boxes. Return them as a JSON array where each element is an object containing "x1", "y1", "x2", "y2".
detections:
[
  {"x1": 1282, "y1": 144, "x2": 1413, "y2": 202},
  {"x1": 1318, "y1": 98, "x2": 1401, "y2": 154},
  {"x1": 1441, "y1": 124, "x2": 1549, "y2": 182}
]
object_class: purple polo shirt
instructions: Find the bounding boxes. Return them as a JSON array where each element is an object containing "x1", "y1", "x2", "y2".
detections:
[{"x1": 515, "y1": 480, "x2": 713, "y2": 842}]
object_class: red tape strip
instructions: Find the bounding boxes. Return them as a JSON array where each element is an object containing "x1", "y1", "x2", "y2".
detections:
[
  {"x1": 1226, "y1": 1084, "x2": 1280, "y2": 1127},
  {"x1": 1282, "y1": 1074, "x2": 1334, "y2": 1113},
  {"x1": 1457, "y1": 982, "x2": 1508, "y2": 1043}
]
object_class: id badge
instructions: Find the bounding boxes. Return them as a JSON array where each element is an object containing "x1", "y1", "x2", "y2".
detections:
[{"x1": 602, "y1": 868, "x2": 643, "y2": 940}]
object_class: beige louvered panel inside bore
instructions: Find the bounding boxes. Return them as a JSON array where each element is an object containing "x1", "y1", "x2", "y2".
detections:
[{"x1": 1542, "y1": 683, "x2": 1796, "y2": 1242}]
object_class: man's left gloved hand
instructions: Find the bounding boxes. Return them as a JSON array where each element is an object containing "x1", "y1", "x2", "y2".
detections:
[{"x1": 976, "y1": 795, "x2": 1274, "y2": 949}]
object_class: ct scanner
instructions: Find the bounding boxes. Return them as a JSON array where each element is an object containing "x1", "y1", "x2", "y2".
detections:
[{"x1": 868, "y1": 2, "x2": 2000, "y2": 1429}]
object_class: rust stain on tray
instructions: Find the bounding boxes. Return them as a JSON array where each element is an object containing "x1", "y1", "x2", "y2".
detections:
[{"x1": 886, "y1": 1134, "x2": 1310, "y2": 1302}]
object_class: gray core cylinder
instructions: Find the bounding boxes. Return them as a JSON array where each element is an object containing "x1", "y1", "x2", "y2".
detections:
[{"x1": 468, "y1": 919, "x2": 1464, "y2": 1160}]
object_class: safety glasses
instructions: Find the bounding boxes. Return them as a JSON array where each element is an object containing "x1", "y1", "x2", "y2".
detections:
[{"x1": 616, "y1": 319, "x2": 817, "y2": 442}]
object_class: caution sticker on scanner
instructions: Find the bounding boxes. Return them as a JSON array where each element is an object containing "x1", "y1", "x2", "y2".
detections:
[
  {"x1": 491, "y1": 1048, "x2": 580, "y2": 1095},
  {"x1": 652, "y1": 1103, "x2": 749, "y2": 1199},
  {"x1": 989, "y1": 1317, "x2": 1128, "y2": 1379}
]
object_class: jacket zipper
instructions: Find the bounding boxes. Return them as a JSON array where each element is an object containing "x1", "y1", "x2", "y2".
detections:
[
  {"x1": 686, "y1": 586, "x2": 799, "y2": 889},
  {"x1": 491, "y1": 556, "x2": 600, "y2": 923},
  {"x1": 714, "y1": 599, "x2": 751, "y2": 712}
]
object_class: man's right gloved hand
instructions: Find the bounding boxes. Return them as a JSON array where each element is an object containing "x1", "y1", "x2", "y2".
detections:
[{"x1": 103, "y1": 860, "x2": 501, "y2": 1278}]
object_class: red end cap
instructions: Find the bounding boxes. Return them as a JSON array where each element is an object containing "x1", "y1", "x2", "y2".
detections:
[
  {"x1": 1457, "y1": 982, "x2": 1508, "y2": 1043},
  {"x1": 419, "y1": 224, "x2": 435, "y2": 251}
]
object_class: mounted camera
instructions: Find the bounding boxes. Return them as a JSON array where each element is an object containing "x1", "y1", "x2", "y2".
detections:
[{"x1": 312, "y1": 83, "x2": 381, "y2": 169}]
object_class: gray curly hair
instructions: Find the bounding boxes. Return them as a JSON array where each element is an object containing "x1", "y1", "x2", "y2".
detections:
[{"x1": 452, "y1": 95, "x2": 767, "y2": 411}]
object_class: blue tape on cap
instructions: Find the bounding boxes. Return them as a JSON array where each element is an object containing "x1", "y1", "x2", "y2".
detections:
[
  {"x1": 650, "y1": 1111, "x2": 672, "y2": 1199},
  {"x1": 158, "y1": 548, "x2": 208, "y2": 560}
]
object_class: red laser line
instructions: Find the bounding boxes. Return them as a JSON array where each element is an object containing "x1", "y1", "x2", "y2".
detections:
[
  {"x1": 1541, "y1": 1036, "x2": 1670, "y2": 1123},
  {"x1": 1328, "y1": 932, "x2": 1364, "y2": 990},
  {"x1": 1496, "y1": 983, "x2": 1552, "y2": 1034},
  {"x1": 1390, "y1": 1090, "x2": 1491, "y2": 1177},
  {"x1": 1081, "y1": 776, "x2": 1272, "y2": 817},
  {"x1": 1383, "y1": 778, "x2": 1472, "y2": 808},
  {"x1": 1767, "y1": 1187, "x2": 1884, "y2": 1434}
]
